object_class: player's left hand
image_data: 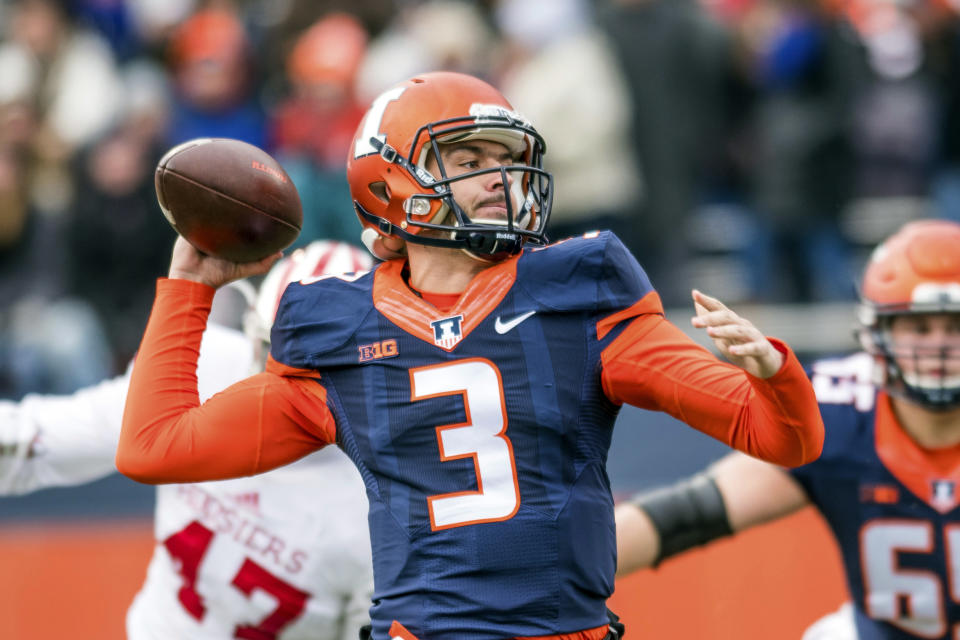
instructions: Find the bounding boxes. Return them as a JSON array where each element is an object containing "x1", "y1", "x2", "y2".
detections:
[{"x1": 690, "y1": 289, "x2": 784, "y2": 379}]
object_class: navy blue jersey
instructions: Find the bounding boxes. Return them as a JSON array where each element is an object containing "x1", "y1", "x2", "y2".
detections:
[
  {"x1": 791, "y1": 353, "x2": 960, "y2": 639},
  {"x1": 270, "y1": 232, "x2": 654, "y2": 639}
]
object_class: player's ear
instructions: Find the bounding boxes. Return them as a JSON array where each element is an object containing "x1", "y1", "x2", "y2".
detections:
[{"x1": 361, "y1": 228, "x2": 406, "y2": 260}]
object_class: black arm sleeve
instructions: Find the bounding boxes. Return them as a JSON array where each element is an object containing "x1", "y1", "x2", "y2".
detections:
[{"x1": 630, "y1": 473, "x2": 733, "y2": 565}]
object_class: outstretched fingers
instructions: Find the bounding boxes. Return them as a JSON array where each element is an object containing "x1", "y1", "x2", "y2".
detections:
[
  {"x1": 688, "y1": 289, "x2": 783, "y2": 378},
  {"x1": 691, "y1": 290, "x2": 737, "y2": 328}
]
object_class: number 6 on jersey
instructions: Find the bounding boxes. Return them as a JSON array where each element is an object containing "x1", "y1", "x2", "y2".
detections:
[{"x1": 411, "y1": 359, "x2": 521, "y2": 530}]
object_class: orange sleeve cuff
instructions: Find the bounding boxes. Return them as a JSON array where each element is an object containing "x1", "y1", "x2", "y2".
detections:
[
  {"x1": 117, "y1": 279, "x2": 336, "y2": 484},
  {"x1": 600, "y1": 316, "x2": 823, "y2": 467}
]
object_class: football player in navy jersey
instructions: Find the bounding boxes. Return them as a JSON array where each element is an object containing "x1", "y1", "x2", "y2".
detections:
[
  {"x1": 616, "y1": 219, "x2": 960, "y2": 639},
  {"x1": 118, "y1": 71, "x2": 824, "y2": 640}
]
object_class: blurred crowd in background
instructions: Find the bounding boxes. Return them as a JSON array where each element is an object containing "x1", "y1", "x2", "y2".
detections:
[{"x1": 1, "y1": 0, "x2": 959, "y2": 399}]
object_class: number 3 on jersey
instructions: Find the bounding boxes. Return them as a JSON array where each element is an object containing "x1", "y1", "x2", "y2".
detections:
[{"x1": 410, "y1": 359, "x2": 521, "y2": 531}]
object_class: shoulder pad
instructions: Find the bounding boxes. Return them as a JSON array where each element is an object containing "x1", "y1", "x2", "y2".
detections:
[
  {"x1": 520, "y1": 231, "x2": 654, "y2": 312},
  {"x1": 805, "y1": 352, "x2": 878, "y2": 462},
  {"x1": 810, "y1": 353, "x2": 877, "y2": 412},
  {"x1": 270, "y1": 269, "x2": 375, "y2": 369}
]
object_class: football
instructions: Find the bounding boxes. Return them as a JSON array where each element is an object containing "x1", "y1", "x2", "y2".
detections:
[{"x1": 155, "y1": 138, "x2": 303, "y2": 262}]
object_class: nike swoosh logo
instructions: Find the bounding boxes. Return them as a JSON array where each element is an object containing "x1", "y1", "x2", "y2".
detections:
[{"x1": 494, "y1": 310, "x2": 536, "y2": 334}]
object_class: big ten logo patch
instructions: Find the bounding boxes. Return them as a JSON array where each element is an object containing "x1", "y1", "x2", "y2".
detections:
[
  {"x1": 358, "y1": 339, "x2": 399, "y2": 363},
  {"x1": 859, "y1": 484, "x2": 899, "y2": 504}
]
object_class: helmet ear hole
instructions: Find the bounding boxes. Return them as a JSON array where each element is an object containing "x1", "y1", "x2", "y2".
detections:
[{"x1": 368, "y1": 181, "x2": 390, "y2": 204}]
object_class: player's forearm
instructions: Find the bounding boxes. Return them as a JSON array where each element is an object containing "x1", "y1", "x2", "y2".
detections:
[
  {"x1": 118, "y1": 279, "x2": 335, "y2": 483},
  {"x1": 601, "y1": 316, "x2": 824, "y2": 467},
  {"x1": 614, "y1": 502, "x2": 661, "y2": 576},
  {"x1": 117, "y1": 278, "x2": 221, "y2": 482},
  {"x1": 616, "y1": 472, "x2": 733, "y2": 574},
  {"x1": 0, "y1": 379, "x2": 128, "y2": 494},
  {"x1": 0, "y1": 406, "x2": 37, "y2": 494},
  {"x1": 733, "y1": 340, "x2": 824, "y2": 467}
]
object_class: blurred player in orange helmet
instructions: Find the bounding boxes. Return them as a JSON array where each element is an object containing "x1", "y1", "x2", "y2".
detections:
[
  {"x1": 617, "y1": 219, "x2": 960, "y2": 639},
  {"x1": 270, "y1": 12, "x2": 369, "y2": 246},
  {"x1": 273, "y1": 12, "x2": 368, "y2": 168},
  {"x1": 169, "y1": 8, "x2": 249, "y2": 113},
  {"x1": 166, "y1": 7, "x2": 266, "y2": 148},
  {"x1": 119, "y1": 70, "x2": 824, "y2": 639}
]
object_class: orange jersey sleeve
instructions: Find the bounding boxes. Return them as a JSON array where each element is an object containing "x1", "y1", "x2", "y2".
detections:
[
  {"x1": 600, "y1": 310, "x2": 823, "y2": 468},
  {"x1": 117, "y1": 279, "x2": 336, "y2": 484}
]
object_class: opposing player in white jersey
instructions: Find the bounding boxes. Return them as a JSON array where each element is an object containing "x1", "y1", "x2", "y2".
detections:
[{"x1": 0, "y1": 241, "x2": 375, "y2": 640}]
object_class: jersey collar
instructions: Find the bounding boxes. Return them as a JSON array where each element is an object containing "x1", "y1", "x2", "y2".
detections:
[
  {"x1": 372, "y1": 256, "x2": 518, "y2": 351},
  {"x1": 876, "y1": 392, "x2": 960, "y2": 514}
]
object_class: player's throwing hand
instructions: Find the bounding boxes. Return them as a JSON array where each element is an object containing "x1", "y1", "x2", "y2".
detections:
[
  {"x1": 168, "y1": 236, "x2": 282, "y2": 289},
  {"x1": 690, "y1": 289, "x2": 784, "y2": 379}
]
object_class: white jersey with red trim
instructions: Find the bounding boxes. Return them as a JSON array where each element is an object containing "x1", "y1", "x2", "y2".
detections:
[
  {"x1": 0, "y1": 324, "x2": 249, "y2": 493},
  {"x1": 0, "y1": 323, "x2": 373, "y2": 640},
  {"x1": 127, "y1": 448, "x2": 372, "y2": 640}
]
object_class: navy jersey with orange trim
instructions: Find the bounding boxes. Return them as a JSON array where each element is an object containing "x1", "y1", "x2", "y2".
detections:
[
  {"x1": 790, "y1": 353, "x2": 960, "y2": 640},
  {"x1": 270, "y1": 232, "x2": 649, "y2": 638},
  {"x1": 119, "y1": 231, "x2": 821, "y2": 638},
  {"x1": 265, "y1": 231, "x2": 822, "y2": 639}
]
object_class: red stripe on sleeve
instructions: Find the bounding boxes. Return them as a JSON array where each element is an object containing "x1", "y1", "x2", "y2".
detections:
[
  {"x1": 600, "y1": 314, "x2": 823, "y2": 467},
  {"x1": 117, "y1": 278, "x2": 336, "y2": 484}
]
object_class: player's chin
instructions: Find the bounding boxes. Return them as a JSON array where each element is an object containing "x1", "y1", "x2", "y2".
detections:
[{"x1": 470, "y1": 208, "x2": 510, "y2": 225}]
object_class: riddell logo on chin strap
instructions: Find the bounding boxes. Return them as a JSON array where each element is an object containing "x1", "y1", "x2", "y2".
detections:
[{"x1": 251, "y1": 160, "x2": 288, "y2": 183}]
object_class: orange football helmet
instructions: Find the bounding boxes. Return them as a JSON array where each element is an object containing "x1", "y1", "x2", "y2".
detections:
[
  {"x1": 346, "y1": 71, "x2": 553, "y2": 261},
  {"x1": 857, "y1": 219, "x2": 960, "y2": 409}
]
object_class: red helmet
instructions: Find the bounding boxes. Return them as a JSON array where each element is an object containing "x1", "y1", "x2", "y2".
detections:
[
  {"x1": 346, "y1": 71, "x2": 553, "y2": 261},
  {"x1": 858, "y1": 219, "x2": 960, "y2": 409}
]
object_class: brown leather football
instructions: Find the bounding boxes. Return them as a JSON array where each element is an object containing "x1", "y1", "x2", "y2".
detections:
[{"x1": 155, "y1": 138, "x2": 302, "y2": 262}]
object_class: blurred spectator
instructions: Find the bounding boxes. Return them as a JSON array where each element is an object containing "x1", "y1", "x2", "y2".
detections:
[
  {"x1": 245, "y1": 0, "x2": 393, "y2": 83},
  {"x1": 0, "y1": 0, "x2": 121, "y2": 397},
  {"x1": 125, "y1": 0, "x2": 197, "y2": 51},
  {"x1": 495, "y1": 0, "x2": 642, "y2": 248},
  {"x1": 925, "y1": 1, "x2": 960, "y2": 223},
  {"x1": 64, "y1": 60, "x2": 177, "y2": 372},
  {"x1": 72, "y1": 0, "x2": 142, "y2": 61},
  {"x1": 0, "y1": 0, "x2": 124, "y2": 216},
  {"x1": 736, "y1": 0, "x2": 865, "y2": 302},
  {"x1": 598, "y1": 0, "x2": 740, "y2": 306},
  {"x1": 0, "y1": 0, "x2": 123, "y2": 153},
  {"x1": 269, "y1": 12, "x2": 368, "y2": 246},
  {"x1": 356, "y1": 0, "x2": 496, "y2": 103},
  {"x1": 0, "y1": 146, "x2": 112, "y2": 398},
  {"x1": 833, "y1": 0, "x2": 939, "y2": 253},
  {"x1": 165, "y1": 6, "x2": 267, "y2": 148}
]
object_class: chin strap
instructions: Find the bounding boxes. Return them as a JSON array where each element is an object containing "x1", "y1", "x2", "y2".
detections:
[{"x1": 355, "y1": 201, "x2": 527, "y2": 261}]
